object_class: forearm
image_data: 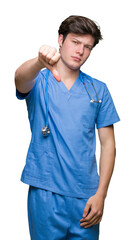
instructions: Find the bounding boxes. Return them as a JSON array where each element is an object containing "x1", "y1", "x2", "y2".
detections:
[
  {"x1": 80, "y1": 141, "x2": 115, "y2": 227},
  {"x1": 96, "y1": 139, "x2": 116, "y2": 199},
  {"x1": 15, "y1": 57, "x2": 44, "y2": 93}
]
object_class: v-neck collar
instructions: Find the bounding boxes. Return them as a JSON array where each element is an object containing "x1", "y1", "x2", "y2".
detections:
[
  {"x1": 59, "y1": 72, "x2": 81, "y2": 93},
  {"x1": 48, "y1": 70, "x2": 83, "y2": 96}
]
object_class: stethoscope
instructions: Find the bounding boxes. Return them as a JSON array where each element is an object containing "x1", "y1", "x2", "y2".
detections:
[{"x1": 42, "y1": 70, "x2": 102, "y2": 137}]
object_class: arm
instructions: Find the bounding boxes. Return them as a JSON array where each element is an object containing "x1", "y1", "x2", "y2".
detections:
[
  {"x1": 80, "y1": 125, "x2": 116, "y2": 228},
  {"x1": 15, "y1": 57, "x2": 43, "y2": 93},
  {"x1": 96, "y1": 124, "x2": 116, "y2": 198},
  {"x1": 14, "y1": 46, "x2": 61, "y2": 93}
]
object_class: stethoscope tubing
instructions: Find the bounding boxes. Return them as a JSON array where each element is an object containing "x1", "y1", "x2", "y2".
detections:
[
  {"x1": 42, "y1": 70, "x2": 102, "y2": 136},
  {"x1": 83, "y1": 82, "x2": 102, "y2": 103},
  {"x1": 45, "y1": 69, "x2": 49, "y2": 127}
]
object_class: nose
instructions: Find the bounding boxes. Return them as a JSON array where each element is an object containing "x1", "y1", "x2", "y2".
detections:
[{"x1": 76, "y1": 44, "x2": 84, "y2": 56}]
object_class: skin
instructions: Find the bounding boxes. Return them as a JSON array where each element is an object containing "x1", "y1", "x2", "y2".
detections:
[
  {"x1": 80, "y1": 125, "x2": 116, "y2": 228},
  {"x1": 15, "y1": 33, "x2": 94, "y2": 92},
  {"x1": 15, "y1": 33, "x2": 116, "y2": 228}
]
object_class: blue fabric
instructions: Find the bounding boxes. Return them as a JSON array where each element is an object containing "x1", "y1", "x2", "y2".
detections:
[
  {"x1": 28, "y1": 186, "x2": 99, "y2": 240},
  {"x1": 16, "y1": 69, "x2": 120, "y2": 198}
]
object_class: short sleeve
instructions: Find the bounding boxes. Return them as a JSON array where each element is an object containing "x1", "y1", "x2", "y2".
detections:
[
  {"x1": 96, "y1": 84, "x2": 120, "y2": 129},
  {"x1": 16, "y1": 89, "x2": 30, "y2": 100},
  {"x1": 15, "y1": 70, "x2": 44, "y2": 101},
  {"x1": 16, "y1": 79, "x2": 37, "y2": 101}
]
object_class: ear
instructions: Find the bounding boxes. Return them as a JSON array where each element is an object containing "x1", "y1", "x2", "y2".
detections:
[{"x1": 58, "y1": 34, "x2": 64, "y2": 47}]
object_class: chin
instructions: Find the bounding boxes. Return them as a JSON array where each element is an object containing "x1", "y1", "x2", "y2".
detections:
[
  {"x1": 61, "y1": 57, "x2": 83, "y2": 71},
  {"x1": 67, "y1": 62, "x2": 82, "y2": 71}
]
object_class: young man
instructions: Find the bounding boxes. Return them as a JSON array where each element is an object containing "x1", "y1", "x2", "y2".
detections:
[{"x1": 15, "y1": 15, "x2": 120, "y2": 240}]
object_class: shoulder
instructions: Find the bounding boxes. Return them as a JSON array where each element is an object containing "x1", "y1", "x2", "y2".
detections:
[
  {"x1": 81, "y1": 71, "x2": 105, "y2": 85},
  {"x1": 35, "y1": 68, "x2": 49, "y2": 87},
  {"x1": 80, "y1": 71, "x2": 106, "y2": 94}
]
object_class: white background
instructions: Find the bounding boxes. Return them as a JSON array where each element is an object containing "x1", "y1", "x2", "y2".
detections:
[{"x1": 0, "y1": 0, "x2": 135, "y2": 239}]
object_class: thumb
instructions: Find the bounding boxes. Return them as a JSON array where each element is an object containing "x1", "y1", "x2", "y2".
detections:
[
  {"x1": 83, "y1": 201, "x2": 91, "y2": 218},
  {"x1": 44, "y1": 62, "x2": 61, "y2": 82},
  {"x1": 52, "y1": 68, "x2": 61, "y2": 82}
]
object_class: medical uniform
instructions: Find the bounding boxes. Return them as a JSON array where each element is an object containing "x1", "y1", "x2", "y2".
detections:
[{"x1": 16, "y1": 69, "x2": 120, "y2": 240}]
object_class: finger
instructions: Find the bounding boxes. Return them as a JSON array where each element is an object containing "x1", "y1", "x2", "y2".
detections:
[
  {"x1": 38, "y1": 45, "x2": 61, "y2": 81},
  {"x1": 40, "y1": 48, "x2": 60, "y2": 67},
  {"x1": 48, "y1": 52, "x2": 61, "y2": 65},
  {"x1": 82, "y1": 202, "x2": 91, "y2": 219},
  {"x1": 39, "y1": 45, "x2": 53, "y2": 64},
  {"x1": 46, "y1": 47, "x2": 57, "y2": 60},
  {"x1": 38, "y1": 48, "x2": 50, "y2": 67},
  {"x1": 41, "y1": 47, "x2": 52, "y2": 63},
  {"x1": 39, "y1": 45, "x2": 50, "y2": 53},
  {"x1": 45, "y1": 48, "x2": 57, "y2": 64},
  {"x1": 80, "y1": 210, "x2": 102, "y2": 227},
  {"x1": 39, "y1": 45, "x2": 50, "y2": 58},
  {"x1": 84, "y1": 217, "x2": 102, "y2": 228},
  {"x1": 80, "y1": 208, "x2": 95, "y2": 223},
  {"x1": 83, "y1": 215, "x2": 100, "y2": 227},
  {"x1": 80, "y1": 217, "x2": 99, "y2": 228}
]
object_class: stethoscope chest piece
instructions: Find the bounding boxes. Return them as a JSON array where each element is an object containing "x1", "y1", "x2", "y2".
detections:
[{"x1": 42, "y1": 126, "x2": 50, "y2": 137}]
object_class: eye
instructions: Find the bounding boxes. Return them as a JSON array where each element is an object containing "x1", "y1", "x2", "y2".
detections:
[
  {"x1": 85, "y1": 46, "x2": 92, "y2": 50},
  {"x1": 73, "y1": 41, "x2": 78, "y2": 44}
]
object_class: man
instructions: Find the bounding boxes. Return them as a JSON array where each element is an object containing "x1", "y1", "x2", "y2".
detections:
[{"x1": 15, "y1": 15, "x2": 120, "y2": 240}]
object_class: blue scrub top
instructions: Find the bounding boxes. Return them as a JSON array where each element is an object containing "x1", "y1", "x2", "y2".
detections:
[{"x1": 16, "y1": 69, "x2": 120, "y2": 198}]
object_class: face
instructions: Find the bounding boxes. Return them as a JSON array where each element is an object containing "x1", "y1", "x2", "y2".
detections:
[{"x1": 58, "y1": 33, "x2": 95, "y2": 71}]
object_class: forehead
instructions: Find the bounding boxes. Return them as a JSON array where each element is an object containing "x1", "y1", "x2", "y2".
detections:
[{"x1": 66, "y1": 33, "x2": 95, "y2": 45}]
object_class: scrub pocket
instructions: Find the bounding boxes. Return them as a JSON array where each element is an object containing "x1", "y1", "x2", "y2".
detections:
[{"x1": 21, "y1": 142, "x2": 54, "y2": 184}]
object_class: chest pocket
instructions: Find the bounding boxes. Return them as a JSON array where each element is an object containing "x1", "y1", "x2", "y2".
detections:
[
  {"x1": 64, "y1": 92, "x2": 100, "y2": 132},
  {"x1": 81, "y1": 101, "x2": 99, "y2": 129}
]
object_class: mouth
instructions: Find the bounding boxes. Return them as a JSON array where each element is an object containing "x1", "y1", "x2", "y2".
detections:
[{"x1": 71, "y1": 56, "x2": 81, "y2": 62}]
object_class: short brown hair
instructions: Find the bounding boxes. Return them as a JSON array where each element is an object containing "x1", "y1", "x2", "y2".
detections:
[{"x1": 58, "y1": 15, "x2": 103, "y2": 48}]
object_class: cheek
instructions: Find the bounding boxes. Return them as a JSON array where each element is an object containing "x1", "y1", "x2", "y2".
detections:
[
  {"x1": 63, "y1": 42, "x2": 76, "y2": 53},
  {"x1": 83, "y1": 51, "x2": 91, "y2": 61},
  {"x1": 61, "y1": 45, "x2": 72, "y2": 59}
]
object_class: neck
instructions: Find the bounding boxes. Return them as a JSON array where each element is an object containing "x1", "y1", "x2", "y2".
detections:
[{"x1": 55, "y1": 59, "x2": 80, "y2": 82}]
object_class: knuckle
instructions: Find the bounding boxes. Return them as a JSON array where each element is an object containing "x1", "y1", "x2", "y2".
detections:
[
  {"x1": 38, "y1": 45, "x2": 59, "y2": 65},
  {"x1": 39, "y1": 50, "x2": 45, "y2": 58},
  {"x1": 92, "y1": 209, "x2": 97, "y2": 215},
  {"x1": 49, "y1": 47, "x2": 56, "y2": 54},
  {"x1": 48, "y1": 59, "x2": 55, "y2": 65},
  {"x1": 39, "y1": 49, "x2": 43, "y2": 55},
  {"x1": 52, "y1": 47, "x2": 57, "y2": 52},
  {"x1": 98, "y1": 210, "x2": 102, "y2": 217},
  {"x1": 46, "y1": 54, "x2": 51, "y2": 60},
  {"x1": 39, "y1": 45, "x2": 47, "y2": 52},
  {"x1": 86, "y1": 202, "x2": 90, "y2": 207}
]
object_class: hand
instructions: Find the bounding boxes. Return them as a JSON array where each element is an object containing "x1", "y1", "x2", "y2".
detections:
[
  {"x1": 38, "y1": 45, "x2": 61, "y2": 82},
  {"x1": 80, "y1": 193, "x2": 105, "y2": 228}
]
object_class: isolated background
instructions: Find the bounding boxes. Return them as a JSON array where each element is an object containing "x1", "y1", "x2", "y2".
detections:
[{"x1": 0, "y1": 0, "x2": 135, "y2": 239}]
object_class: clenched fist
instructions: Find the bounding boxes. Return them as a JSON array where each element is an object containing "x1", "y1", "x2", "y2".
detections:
[{"x1": 38, "y1": 45, "x2": 61, "y2": 82}]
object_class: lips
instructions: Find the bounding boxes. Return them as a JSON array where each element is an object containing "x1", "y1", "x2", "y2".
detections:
[{"x1": 71, "y1": 56, "x2": 81, "y2": 62}]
